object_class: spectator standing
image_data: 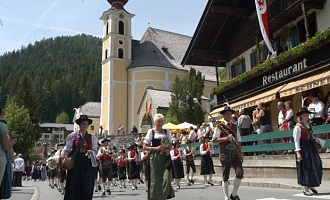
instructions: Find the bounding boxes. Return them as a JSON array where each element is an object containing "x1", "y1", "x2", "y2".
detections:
[
  {"x1": 277, "y1": 101, "x2": 286, "y2": 131},
  {"x1": 0, "y1": 107, "x2": 11, "y2": 188},
  {"x1": 132, "y1": 125, "x2": 138, "y2": 133},
  {"x1": 237, "y1": 109, "x2": 253, "y2": 149},
  {"x1": 13, "y1": 153, "x2": 25, "y2": 186},
  {"x1": 188, "y1": 126, "x2": 197, "y2": 142},
  {"x1": 255, "y1": 103, "x2": 272, "y2": 144},
  {"x1": 308, "y1": 91, "x2": 325, "y2": 126}
]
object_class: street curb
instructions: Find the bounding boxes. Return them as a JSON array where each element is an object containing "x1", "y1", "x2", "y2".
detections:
[
  {"x1": 188, "y1": 178, "x2": 302, "y2": 190},
  {"x1": 31, "y1": 186, "x2": 40, "y2": 200}
]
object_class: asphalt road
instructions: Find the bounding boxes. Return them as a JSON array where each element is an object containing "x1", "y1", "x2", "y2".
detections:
[{"x1": 22, "y1": 180, "x2": 330, "y2": 200}]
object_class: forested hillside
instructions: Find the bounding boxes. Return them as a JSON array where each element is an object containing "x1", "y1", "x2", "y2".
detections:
[{"x1": 0, "y1": 34, "x2": 102, "y2": 122}]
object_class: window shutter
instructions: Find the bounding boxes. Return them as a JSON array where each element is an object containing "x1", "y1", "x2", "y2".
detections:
[
  {"x1": 250, "y1": 52, "x2": 256, "y2": 69},
  {"x1": 290, "y1": 26, "x2": 298, "y2": 48}
]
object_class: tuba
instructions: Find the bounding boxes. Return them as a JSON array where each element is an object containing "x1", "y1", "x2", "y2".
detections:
[{"x1": 48, "y1": 159, "x2": 57, "y2": 170}]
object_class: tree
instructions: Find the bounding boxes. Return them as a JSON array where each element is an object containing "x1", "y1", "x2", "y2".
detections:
[
  {"x1": 55, "y1": 111, "x2": 70, "y2": 124},
  {"x1": 166, "y1": 68, "x2": 205, "y2": 125},
  {"x1": 218, "y1": 68, "x2": 227, "y2": 82},
  {"x1": 4, "y1": 102, "x2": 36, "y2": 158},
  {"x1": 10, "y1": 72, "x2": 40, "y2": 123}
]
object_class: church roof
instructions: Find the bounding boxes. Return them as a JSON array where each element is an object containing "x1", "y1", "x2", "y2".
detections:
[{"x1": 128, "y1": 27, "x2": 216, "y2": 82}]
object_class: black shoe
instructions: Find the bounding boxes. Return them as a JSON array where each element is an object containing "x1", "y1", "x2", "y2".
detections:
[
  {"x1": 303, "y1": 191, "x2": 312, "y2": 196},
  {"x1": 135, "y1": 186, "x2": 138, "y2": 190},
  {"x1": 309, "y1": 187, "x2": 318, "y2": 194},
  {"x1": 102, "y1": 191, "x2": 106, "y2": 196},
  {"x1": 140, "y1": 179, "x2": 144, "y2": 184},
  {"x1": 208, "y1": 182, "x2": 214, "y2": 186},
  {"x1": 98, "y1": 185, "x2": 102, "y2": 191},
  {"x1": 107, "y1": 189, "x2": 111, "y2": 195},
  {"x1": 230, "y1": 194, "x2": 240, "y2": 200},
  {"x1": 190, "y1": 179, "x2": 194, "y2": 184}
]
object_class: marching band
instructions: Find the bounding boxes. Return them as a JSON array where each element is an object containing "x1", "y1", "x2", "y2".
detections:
[{"x1": 34, "y1": 113, "x2": 242, "y2": 199}]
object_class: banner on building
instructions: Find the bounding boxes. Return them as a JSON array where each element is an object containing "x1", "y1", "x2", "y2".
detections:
[{"x1": 255, "y1": 0, "x2": 275, "y2": 55}]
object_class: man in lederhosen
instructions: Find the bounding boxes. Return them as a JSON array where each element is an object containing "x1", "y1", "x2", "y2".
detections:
[
  {"x1": 94, "y1": 142, "x2": 102, "y2": 192},
  {"x1": 55, "y1": 143, "x2": 66, "y2": 195},
  {"x1": 127, "y1": 143, "x2": 140, "y2": 190},
  {"x1": 97, "y1": 138, "x2": 113, "y2": 196},
  {"x1": 183, "y1": 140, "x2": 196, "y2": 185},
  {"x1": 46, "y1": 149, "x2": 58, "y2": 189},
  {"x1": 212, "y1": 106, "x2": 243, "y2": 200}
]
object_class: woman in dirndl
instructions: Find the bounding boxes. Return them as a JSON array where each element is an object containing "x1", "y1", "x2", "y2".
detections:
[
  {"x1": 170, "y1": 140, "x2": 184, "y2": 189},
  {"x1": 143, "y1": 113, "x2": 175, "y2": 200},
  {"x1": 293, "y1": 107, "x2": 323, "y2": 196},
  {"x1": 200, "y1": 131, "x2": 215, "y2": 186},
  {"x1": 63, "y1": 115, "x2": 98, "y2": 200}
]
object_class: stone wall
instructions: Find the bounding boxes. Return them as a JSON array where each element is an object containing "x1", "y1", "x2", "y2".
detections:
[{"x1": 107, "y1": 133, "x2": 142, "y2": 149}]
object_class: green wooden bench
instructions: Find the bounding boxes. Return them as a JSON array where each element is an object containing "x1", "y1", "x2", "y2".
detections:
[{"x1": 180, "y1": 124, "x2": 330, "y2": 156}]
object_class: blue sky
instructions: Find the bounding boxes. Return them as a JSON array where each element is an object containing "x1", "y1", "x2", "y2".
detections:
[{"x1": 0, "y1": 0, "x2": 206, "y2": 55}]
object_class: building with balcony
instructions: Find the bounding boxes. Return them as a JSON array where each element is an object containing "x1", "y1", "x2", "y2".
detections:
[{"x1": 182, "y1": 0, "x2": 330, "y2": 130}]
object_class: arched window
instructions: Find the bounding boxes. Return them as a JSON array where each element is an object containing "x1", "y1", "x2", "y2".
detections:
[
  {"x1": 119, "y1": 21, "x2": 124, "y2": 35},
  {"x1": 105, "y1": 49, "x2": 108, "y2": 59},
  {"x1": 118, "y1": 48, "x2": 124, "y2": 59}
]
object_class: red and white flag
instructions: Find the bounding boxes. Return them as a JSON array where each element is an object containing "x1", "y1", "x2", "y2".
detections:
[{"x1": 255, "y1": 0, "x2": 274, "y2": 55}]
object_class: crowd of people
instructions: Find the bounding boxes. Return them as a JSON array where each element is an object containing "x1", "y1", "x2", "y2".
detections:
[{"x1": 1, "y1": 89, "x2": 329, "y2": 199}]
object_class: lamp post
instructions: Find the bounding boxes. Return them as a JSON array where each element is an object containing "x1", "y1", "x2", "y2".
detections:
[{"x1": 193, "y1": 98, "x2": 214, "y2": 121}]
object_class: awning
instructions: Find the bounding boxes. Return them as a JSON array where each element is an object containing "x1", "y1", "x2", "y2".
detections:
[
  {"x1": 210, "y1": 84, "x2": 285, "y2": 118},
  {"x1": 279, "y1": 70, "x2": 330, "y2": 98}
]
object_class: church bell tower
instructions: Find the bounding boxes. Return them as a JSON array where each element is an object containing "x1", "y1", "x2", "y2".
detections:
[{"x1": 100, "y1": 0, "x2": 134, "y2": 135}]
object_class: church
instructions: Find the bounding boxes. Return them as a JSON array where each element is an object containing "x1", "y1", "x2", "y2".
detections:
[{"x1": 99, "y1": 0, "x2": 217, "y2": 134}]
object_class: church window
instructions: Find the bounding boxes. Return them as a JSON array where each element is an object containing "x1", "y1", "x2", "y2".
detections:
[
  {"x1": 106, "y1": 22, "x2": 109, "y2": 35},
  {"x1": 119, "y1": 21, "x2": 124, "y2": 35},
  {"x1": 105, "y1": 49, "x2": 108, "y2": 59},
  {"x1": 119, "y1": 40, "x2": 124, "y2": 45},
  {"x1": 118, "y1": 48, "x2": 124, "y2": 59},
  {"x1": 146, "y1": 86, "x2": 154, "y2": 90}
]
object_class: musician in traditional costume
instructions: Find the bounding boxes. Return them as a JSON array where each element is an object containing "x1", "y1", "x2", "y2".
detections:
[
  {"x1": 94, "y1": 142, "x2": 102, "y2": 192},
  {"x1": 143, "y1": 113, "x2": 175, "y2": 200},
  {"x1": 212, "y1": 106, "x2": 243, "y2": 200},
  {"x1": 200, "y1": 132, "x2": 215, "y2": 186},
  {"x1": 294, "y1": 107, "x2": 323, "y2": 196},
  {"x1": 183, "y1": 140, "x2": 196, "y2": 185},
  {"x1": 111, "y1": 146, "x2": 118, "y2": 187},
  {"x1": 63, "y1": 115, "x2": 98, "y2": 200},
  {"x1": 140, "y1": 148, "x2": 150, "y2": 191},
  {"x1": 170, "y1": 140, "x2": 184, "y2": 189},
  {"x1": 97, "y1": 138, "x2": 113, "y2": 196},
  {"x1": 54, "y1": 142, "x2": 66, "y2": 195},
  {"x1": 118, "y1": 149, "x2": 127, "y2": 188},
  {"x1": 127, "y1": 143, "x2": 140, "y2": 190},
  {"x1": 46, "y1": 149, "x2": 57, "y2": 189}
]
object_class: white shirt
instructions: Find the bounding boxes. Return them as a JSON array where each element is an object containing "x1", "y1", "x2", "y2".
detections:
[
  {"x1": 13, "y1": 157, "x2": 25, "y2": 172},
  {"x1": 278, "y1": 109, "x2": 285, "y2": 126},
  {"x1": 308, "y1": 101, "x2": 325, "y2": 119},
  {"x1": 170, "y1": 148, "x2": 184, "y2": 161},
  {"x1": 143, "y1": 128, "x2": 172, "y2": 146},
  {"x1": 285, "y1": 109, "x2": 294, "y2": 121},
  {"x1": 237, "y1": 115, "x2": 252, "y2": 129},
  {"x1": 188, "y1": 130, "x2": 197, "y2": 142}
]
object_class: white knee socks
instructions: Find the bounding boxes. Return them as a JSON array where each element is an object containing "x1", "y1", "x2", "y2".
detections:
[
  {"x1": 232, "y1": 178, "x2": 242, "y2": 196},
  {"x1": 222, "y1": 181, "x2": 229, "y2": 199}
]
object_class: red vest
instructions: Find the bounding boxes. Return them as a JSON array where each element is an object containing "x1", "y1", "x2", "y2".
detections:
[
  {"x1": 119, "y1": 156, "x2": 126, "y2": 167},
  {"x1": 219, "y1": 123, "x2": 235, "y2": 147},
  {"x1": 299, "y1": 124, "x2": 313, "y2": 141},
  {"x1": 173, "y1": 148, "x2": 181, "y2": 162},
  {"x1": 100, "y1": 148, "x2": 111, "y2": 162},
  {"x1": 130, "y1": 151, "x2": 136, "y2": 163},
  {"x1": 72, "y1": 132, "x2": 92, "y2": 153},
  {"x1": 203, "y1": 143, "x2": 210, "y2": 156}
]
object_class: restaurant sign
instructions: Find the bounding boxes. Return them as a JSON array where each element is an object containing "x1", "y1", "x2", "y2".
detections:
[{"x1": 263, "y1": 58, "x2": 307, "y2": 85}]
